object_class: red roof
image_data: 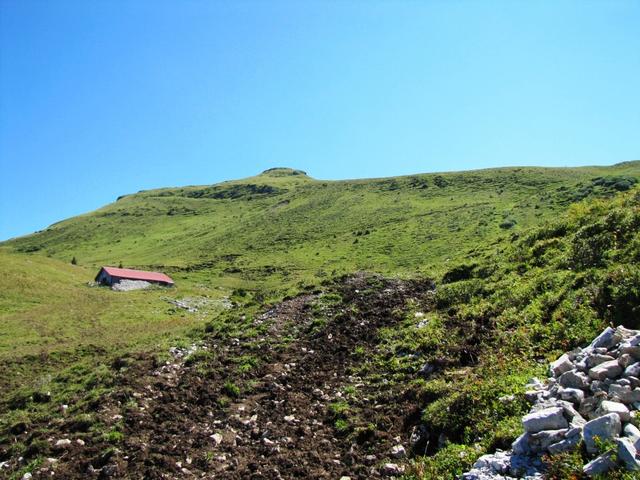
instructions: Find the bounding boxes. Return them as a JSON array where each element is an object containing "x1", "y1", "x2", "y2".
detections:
[{"x1": 101, "y1": 266, "x2": 174, "y2": 284}]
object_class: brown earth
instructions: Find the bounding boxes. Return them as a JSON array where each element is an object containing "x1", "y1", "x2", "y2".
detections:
[{"x1": 2, "y1": 274, "x2": 436, "y2": 479}]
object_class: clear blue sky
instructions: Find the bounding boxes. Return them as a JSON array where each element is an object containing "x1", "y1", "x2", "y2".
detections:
[{"x1": 1, "y1": 1, "x2": 639, "y2": 240}]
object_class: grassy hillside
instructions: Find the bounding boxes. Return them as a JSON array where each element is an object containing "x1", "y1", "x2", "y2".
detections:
[
  {"x1": 5, "y1": 163, "x2": 640, "y2": 287},
  {"x1": 2, "y1": 185, "x2": 640, "y2": 478},
  {"x1": 1, "y1": 163, "x2": 639, "y2": 403},
  {"x1": 2, "y1": 163, "x2": 640, "y2": 478}
]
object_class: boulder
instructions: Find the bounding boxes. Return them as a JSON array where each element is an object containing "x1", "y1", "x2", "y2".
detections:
[
  {"x1": 621, "y1": 345, "x2": 640, "y2": 359},
  {"x1": 596, "y1": 400, "x2": 631, "y2": 422},
  {"x1": 522, "y1": 407, "x2": 568, "y2": 433},
  {"x1": 589, "y1": 360, "x2": 622, "y2": 381},
  {"x1": 583, "y1": 413, "x2": 621, "y2": 453},
  {"x1": 616, "y1": 437, "x2": 640, "y2": 471},
  {"x1": 583, "y1": 453, "x2": 616, "y2": 477},
  {"x1": 512, "y1": 432, "x2": 532, "y2": 455},
  {"x1": 559, "y1": 370, "x2": 590, "y2": 389},
  {"x1": 589, "y1": 327, "x2": 620, "y2": 349},
  {"x1": 529, "y1": 428, "x2": 567, "y2": 452},
  {"x1": 547, "y1": 433, "x2": 581, "y2": 455},
  {"x1": 586, "y1": 354, "x2": 615, "y2": 368},
  {"x1": 550, "y1": 354, "x2": 574, "y2": 377},
  {"x1": 609, "y1": 385, "x2": 640, "y2": 404}
]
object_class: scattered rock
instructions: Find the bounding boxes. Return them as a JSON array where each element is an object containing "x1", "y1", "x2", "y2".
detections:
[
  {"x1": 381, "y1": 463, "x2": 404, "y2": 476},
  {"x1": 390, "y1": 444, "x2": 406, "y2": 458}
]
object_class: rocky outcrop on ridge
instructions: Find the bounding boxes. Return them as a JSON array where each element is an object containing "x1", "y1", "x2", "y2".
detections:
[{"x1": 462, "y1": 326, "x2": 640, "y2": 479}]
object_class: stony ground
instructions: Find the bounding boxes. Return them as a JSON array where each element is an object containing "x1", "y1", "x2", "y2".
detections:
[{"x1": 2, "y1": 274, "x2": 436, "y2": 479}]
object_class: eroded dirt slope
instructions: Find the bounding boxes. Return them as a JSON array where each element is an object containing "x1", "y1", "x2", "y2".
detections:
[{"x1": 2, "y1": 274, "x2": 436, "y2": 479}]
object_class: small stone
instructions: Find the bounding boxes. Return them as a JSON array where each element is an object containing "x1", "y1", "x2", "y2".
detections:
[
  {"x1": 381, "y1": 463, "x2": 404, "y2": 476},
  {"x1": 210, "y1": 433, "x2": 223, "y2": 445},
  {"x1": 284, "y1": 415, "x2": 296, "y2": 423},
  {"x1": 22, "y1": 474, "x2": 33, "y2": 480},
  {"x1": 616, "y1": 326, "x2": 637, "y2": 340},
  {"x1": 619, "y1": 353, "x2": 635, "y2": 368},
  {"x1": 616, "y1": 437, "x2": 640, "y2": 471},
  {"x1": 512, "y1": 432, "x2": 532, "y2": 455},
  {"x1": 625, "y1": 362, "x2": 640, "y2": 378},
  {"x1": 624, "y1": 423, "x2": 640, "y2": 450},
  {"x1": 589, "y1": 360, "x2": 622, "y2": 381},
  {"x1": 525, "y1": 390, "x2": 540, "y2": 403},
  {"x1": 583, "y1": 452, "x2": 616, "y2": 476},
  {"x1": 584, "y1": 413, "x2": 621, "y2": 453},
  {"x1": 54, "y1": 439, "x2": 72, "y2": 448},
  {"x1": 390, "y1": 444, "x2": 406, "y2": 458},
  {"x1": 565, "y1": 427, "x2": 582, "y2": 438},
  {"x1": 76, "y1": 439, "x2": 85, "y2": 446},
  {"x1": 522, "y1": 407, "x2": 568, "y2": 433},
  {"x1": 597, "y1": 400, "x2": 631, "y2": 422},
  {"x1": 560, "y1": 388, "x2": 585, "y2": 404},
  {"x1": 525, "y1": 378, "x2": 544, "y2": 389}
]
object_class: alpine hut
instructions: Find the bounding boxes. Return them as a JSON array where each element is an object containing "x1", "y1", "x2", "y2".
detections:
[{"x1": 95, "y1": 266, "x2": 175, "y2": 287}]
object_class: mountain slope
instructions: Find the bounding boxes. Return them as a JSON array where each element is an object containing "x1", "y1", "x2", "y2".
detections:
[
  {"x1": 3, "y1": 186, "x2": 640, "y2": 479},
  {"x1": 5, "y1": 163, "x2": 640, "y2": 289}
]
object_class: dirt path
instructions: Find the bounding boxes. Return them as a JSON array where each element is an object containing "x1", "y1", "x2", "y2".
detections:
[{"x1": 6, "y1": 274, "x2": 435, "y2": 479}]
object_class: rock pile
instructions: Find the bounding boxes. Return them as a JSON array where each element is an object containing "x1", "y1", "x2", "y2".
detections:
[{"x1": 462, "y1": 326, "x2": 640, "y2": 479}]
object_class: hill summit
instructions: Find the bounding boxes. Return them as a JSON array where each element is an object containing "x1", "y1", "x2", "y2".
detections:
[{"x1": 259, "y1": 167, "x2": 309, "y2": 177}]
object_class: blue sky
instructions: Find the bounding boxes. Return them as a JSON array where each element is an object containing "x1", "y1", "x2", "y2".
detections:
[{"x1": 1, "y1": 0, "x2": 639, "y2": 240}]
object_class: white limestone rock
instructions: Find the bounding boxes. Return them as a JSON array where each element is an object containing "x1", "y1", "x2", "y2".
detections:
[
  {"x1": 589, "y1": 327, "x2": 620, "y2": 350},
  {"x1": 589, "y1": 360, "x2": 622, "y2": 381},
  {"x1": 596, "y1": 400, "x2": 631, "y2": 422},
  {"x1": 616, "y1": 437, "x2": 640, "y2": 471},
  {"x1": 583, "y1": 452, "x2": 616, "y2": 477},
  {"x1": 550, "y1": 354, "x2": 574, "y2": 377},
  {"x1": 559, "y1": 387, "x2": 584, "y2": 404},
  {"x1": 559, "y1": 370, "x2": 590, "y2": 389},
  {"x1": 522, "y1": 407, "x2": 568, "y2": 433},
  {"x1": 623, "y1": 423, "x2": 640, "y2": 450},
  {"x1": 583, "y1": 413, "x2": 621, "y2": 454}
]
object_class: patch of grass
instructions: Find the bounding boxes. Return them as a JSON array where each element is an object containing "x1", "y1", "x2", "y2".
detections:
[
  {"x1": 328, "y1": 401, "x2": 350, "y2": 418},
  {"x1": 103, "y1": 429, "x2": 124, "y2": 444},
  {"x1": 184, "y1": 349, "x2": 214, "y2": 366},
  {"x1": 222, "y1": 381, "x2": 241, "y2": 398}
]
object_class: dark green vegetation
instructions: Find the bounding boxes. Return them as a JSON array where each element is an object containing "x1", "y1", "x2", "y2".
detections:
[{"x1": 2, "y1": 163, "x2": 640, "y2": 478}]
